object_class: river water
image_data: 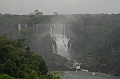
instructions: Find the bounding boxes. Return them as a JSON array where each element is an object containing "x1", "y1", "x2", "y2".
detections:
[{"x1": 62, "y1": 71, "x2": 120, "y2": 79}]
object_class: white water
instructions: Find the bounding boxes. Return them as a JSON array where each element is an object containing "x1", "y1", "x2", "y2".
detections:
[
  {"x1": 62, "y1": 71, "x2": 120, "y2": 79},
  {"x1": 18, "y1": 24, "x2": 21, "y2": 31},
  {"x1": 50, "y1": 24, "x2": 70, "y2": 57}
]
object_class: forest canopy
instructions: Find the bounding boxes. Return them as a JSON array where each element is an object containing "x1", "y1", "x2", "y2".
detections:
[{"x1": 0, "y1": 35, "x2": 62, "y2": 79}]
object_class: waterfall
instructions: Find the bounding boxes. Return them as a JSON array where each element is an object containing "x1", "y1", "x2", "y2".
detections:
[
  {"x1": 68, "y1": 40, "x2": 73, "y2": 54},
  {"x1": 52, "y1": 44, "x2": 56, "y2": 54},
  {"x1": 18, "y1": 24, "x2": 21, "y2": 31},
  {"x1": 25, "y1": 24, "x2": 27, "y2": 29},
  {"x1": 50, "y1": 24, "x2": 83, "y2": 71},
  {"x1": 50, "y1": 24, "x2": 70, "y2": 57}
]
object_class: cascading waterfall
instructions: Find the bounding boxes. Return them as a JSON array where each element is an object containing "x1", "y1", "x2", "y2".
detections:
[
  {"x1": 52, "y1": 44, "x2": 56, "y2": 53},
  {"x1": 50, "y1": 24, "x2": 70, "y2": 57},
  {"x1": 18, "y1": 24, "x2": 21, "y2": 31},
  {"x1": 50, "y1": 24, "x2": 82, "y2": 71}
]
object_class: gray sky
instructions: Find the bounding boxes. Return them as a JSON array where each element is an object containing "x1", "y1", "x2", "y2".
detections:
[{"x1": 0, "y1": 0, "x2": 120, "y2": 14}]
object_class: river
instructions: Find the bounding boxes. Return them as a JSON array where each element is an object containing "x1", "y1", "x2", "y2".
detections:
[{"x1": 62, "y1": 71, "x2": 120, "y2": 79}]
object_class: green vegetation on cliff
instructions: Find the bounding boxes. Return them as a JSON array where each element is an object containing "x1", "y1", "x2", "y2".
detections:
[
  {"x1": 0, "y1": 11, "x2": 120, "y2": 75},
  {"x1": 69, "y1": 14, "x2": 120, "y2": 75},
  {"x1": 0, "y1": 35, "x2": 62, "y2": 79}
]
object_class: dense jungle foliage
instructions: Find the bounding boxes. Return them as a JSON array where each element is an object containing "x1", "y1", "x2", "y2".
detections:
[
  {"x1": 0, "y1": 10, "x2": 120, "y2": 76},
  {"x1": 0, "y1": 35, "x2": 64, "y2": 79},
  {"x1": 69, "y1": 14, "x2": 120, "y2": 76}
]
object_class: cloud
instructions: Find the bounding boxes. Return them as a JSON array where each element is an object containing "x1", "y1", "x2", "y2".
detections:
[{"x1": 0, "y1": 0, "x2": 120, "y2": 14}]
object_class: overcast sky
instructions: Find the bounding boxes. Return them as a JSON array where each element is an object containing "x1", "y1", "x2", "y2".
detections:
[{"x1": 0, "y1": 0, "x2": 120, "y2": 14}]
